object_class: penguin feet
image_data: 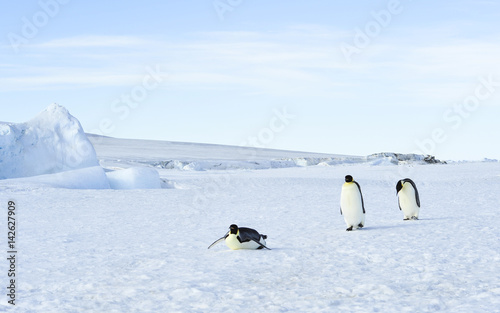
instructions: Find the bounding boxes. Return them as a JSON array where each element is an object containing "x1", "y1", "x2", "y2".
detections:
[
  {"x1": 404, "y1": 217, "x2": 419, "y2": 221},
  {"x1": 346, "y1": 226, "x2": 354, "y2": 231},
  {"x1": 358, "y1": 223, "x2": 364, "y2": 228},
  {"x1": 261, "y1": 235, "x2": 267, "y2": 239}
]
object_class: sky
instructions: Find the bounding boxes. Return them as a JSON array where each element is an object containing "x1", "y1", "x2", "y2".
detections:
[{"x1": 1, "y1": 0, "x2": 500, "y2": 160}]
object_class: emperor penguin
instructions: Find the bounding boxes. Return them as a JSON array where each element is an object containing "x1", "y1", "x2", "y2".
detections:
[
  {"x1": 396, "y1": 178, "x2": 420, "y2": 220},
  {"x1": 340, "y1": 175, "x2": 366, "y2": 231},
  {"x1": 208, "y1": 224, "x2": 270, "y2": 250}
]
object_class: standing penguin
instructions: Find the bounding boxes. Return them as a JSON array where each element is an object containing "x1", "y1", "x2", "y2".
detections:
[
  {"x1": 208, "y1": 224, "x2": 270, "y2": 250},
  {"x1": 396, "y1": 178, "x2": 420, "y2": 220},
  {"x1": 340, "y1": 175, "x2": 366, "y2": 231}
]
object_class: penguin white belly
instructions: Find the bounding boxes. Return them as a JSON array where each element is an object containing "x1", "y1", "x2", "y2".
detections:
[
  {"x1": 225, "y1": 234, "x2": 266, "y2": 250},
  {"x1": 341, "y1": 183, "x2": 365, "y2": 229},
  {"x1": 398, "y1": 185, "x2": 419, "y2": 218}
]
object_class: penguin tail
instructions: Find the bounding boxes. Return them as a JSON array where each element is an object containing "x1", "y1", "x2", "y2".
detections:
[{"x1": 261, "y1": 235, "x2": 267, "y2": 240}]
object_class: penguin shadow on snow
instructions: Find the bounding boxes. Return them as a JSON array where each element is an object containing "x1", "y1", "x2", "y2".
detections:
[
  {"x1": 359, "y1": 216, "x2": 448, "y2": 232},
  {"x1": 412, "y1": 217, "x2": 446, "y2": 221},
  {"x1": 360, "y1": 221, "x2": 421, "y2": 232}
]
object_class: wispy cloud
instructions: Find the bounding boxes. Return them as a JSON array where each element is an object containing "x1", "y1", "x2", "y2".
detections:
[
  {"x1": 0, "y1": 70, "x2": 142, "y2": 92},
  {"x1": 2, "y1": 28, "x2": 500, "y2": 103},
  {"x1": 31, "y1": 35, "x2": 153, "y2": 49}
]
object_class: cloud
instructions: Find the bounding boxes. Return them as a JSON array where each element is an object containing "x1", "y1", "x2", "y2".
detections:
[
  {"x1": 0, "y1": 72, "x2": 141, "y2": 91},
  {"x1": 31, "y1": 35, "x2": 153, "y2": 49},
  {"x1": 2, "y1": 28, "x2": 500, "y2": 103}
]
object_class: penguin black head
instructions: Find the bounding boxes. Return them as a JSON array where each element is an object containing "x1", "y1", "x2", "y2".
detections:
[
  {"x1": 229, "y1": 224, "x2": 239, "y2": 235},
  {"x1": 396, "y1": 180, "x2": 404, "y2": 193},
  {"x1": 345, "y1": 175, "x2": 353, "y2": 183}
]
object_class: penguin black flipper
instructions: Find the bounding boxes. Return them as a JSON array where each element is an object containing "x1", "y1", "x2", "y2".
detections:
[
  {"x1": 237, "y1": 236, "x2": 271, "y2": 250},
  {"x1": 406, "y1": 179, "x2": 421, "y2": 207},
  {"x1": 353, "y1": 181, "x2": 366, "y2": 214},
  {"x1": 253, "y1": 240, "x2": 271, "y2": 250},
  {"x1": 207, "y1": 233, "x2": 229, "y2": 249}
]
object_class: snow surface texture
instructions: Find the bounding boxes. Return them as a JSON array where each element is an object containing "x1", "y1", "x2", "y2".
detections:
[
  {"x1": 0, "y1": 104, "x2": 98, "y2": 179},
  {"x1": 0, "y1": 161, "x2": 499, "y2": 312}
]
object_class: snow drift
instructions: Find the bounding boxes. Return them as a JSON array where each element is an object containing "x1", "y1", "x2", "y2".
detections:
[
  {"x1": 106, "y1": 167, "x2": 161, "y2": 189},
  {"x1": 4, "y1": 166, "x2": 111, "y2": 189},
  {"x1": 0, "y1": 104, "x2": 99, "y2": 179},
  {"x1": 0, "y1": 104, "x2": 162, "y2": 190}
]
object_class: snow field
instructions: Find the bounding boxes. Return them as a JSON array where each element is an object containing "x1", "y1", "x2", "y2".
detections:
[{"x1": 2, "y1": 162, "x2": 499, "y2": 312}]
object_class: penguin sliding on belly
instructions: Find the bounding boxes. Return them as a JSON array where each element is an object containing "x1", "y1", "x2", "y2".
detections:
[
  {"x1": 208, "y1": 224, "x2": 270, "y2": 250},
  {"x1": 396, "y1": 178, "x2": 420, "y2": 220},
  {"x1": 340, "y1": 175, "x2": 366, "y2": 231}
]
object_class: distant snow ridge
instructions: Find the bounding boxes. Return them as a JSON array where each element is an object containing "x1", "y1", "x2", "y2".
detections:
[
  {"x1": 367, "y1": 153, "x2": 446, "y2": 165},
  {"x1": 482, "y1": 158, "x2": 499, "y2": 163},
  {"x1": 153, "y1": 153, "x2": 445, "y2": 171},
  {"x1": 153, "y1": 158, "x2": 350, "y2": 171},
  {"x1": 0, "y1": 104, "x2": 99, "y2": 179}
]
